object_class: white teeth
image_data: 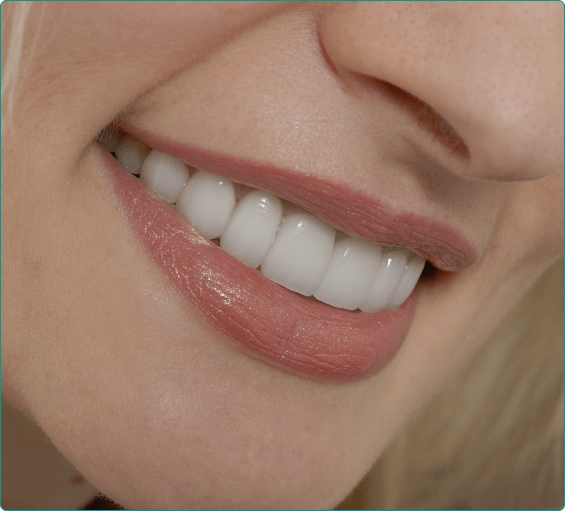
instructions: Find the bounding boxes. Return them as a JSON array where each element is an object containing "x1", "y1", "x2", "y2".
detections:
[
  {"x1": 386, "y1": 255, "x2": 426, "y2": 309},
  {"x1": 260, "y1": 212, "x2": 336, "y2": 296},
  {"x1": 176, "y1": 170, "x2": 236, "y2": 240},
  {"x1": 115, "y1": 135, "x2": 150, "y2": 174},
  {"x1": 113, "y1": 136, "x2": 427, "y2": 311},
  {"x1": 220, "y1": 190, "x2": 283, "y2": 268},
  {"x1": 313, "y1": 236, "x2": 383, "y2": 311},
  {"x1": 360, "y1": 248, "x2": 409, "y2": 313},
  {"x1": 140, "y1": 149, "x2": 190, "y2": 204}
]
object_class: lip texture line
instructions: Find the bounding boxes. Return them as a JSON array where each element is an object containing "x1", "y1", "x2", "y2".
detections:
[
  {"x1": 102, "y1": 146, "x2": 419, "y2": 382},
  {"x1": 122, "y1": 124, "x2": 476, "y2": 271}
]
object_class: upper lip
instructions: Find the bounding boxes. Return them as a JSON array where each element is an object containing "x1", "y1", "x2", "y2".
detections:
[{"x1": 120, "y1": 122, "x2": 477, "y2": 271}]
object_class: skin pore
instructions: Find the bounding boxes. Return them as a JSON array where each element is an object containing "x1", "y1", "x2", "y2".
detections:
[{"x1": 1, "y1": 2, "x2": 563, "y2": 509}]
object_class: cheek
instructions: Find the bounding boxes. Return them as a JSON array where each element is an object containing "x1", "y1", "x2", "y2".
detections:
[
  {"x1": 542, "y1": 170, "x2": 565, "y2": 246},
  {"x1": 503, "y1": 171, "x2": 564, "y2": 270},
  {"x1": 23, "y1": 2, "x2": 289, "y2": 132}
]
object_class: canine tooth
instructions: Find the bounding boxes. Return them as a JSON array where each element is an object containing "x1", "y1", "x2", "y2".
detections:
[
  {"x1": 220, "y1": 190, "x2": 283, "y2": 268},
  {"x1": 140, "y1": 149, "x2": 190, "y2": 203},
  {"x1": 386, "y1": 255, "x2": 426, "y2": 309},
  {"x1": 360, "y1": 248, "x2": 409, "y2": 313},
  {"x1": 176, "y1": 170, "x2": 235, "y2": 239},
  {"x1": 115, "y1": 135, "x2": 150, "y2": 174},
  {"x1": 261, "y1": 211, "x2": 336, "y2": 296},
  {"x1": 313, "y1": 236, "x2": 382, "y2": 310}
]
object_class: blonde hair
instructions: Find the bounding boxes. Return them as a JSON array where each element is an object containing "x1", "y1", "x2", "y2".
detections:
[
  {"x1": 1, "y1": 1, "x2": 41, "y2": 136},
  {"x1": 3, "y1": 4, "x2": 564, "y2": 509}
]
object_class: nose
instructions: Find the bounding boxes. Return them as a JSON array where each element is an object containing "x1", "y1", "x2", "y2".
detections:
[{"x1": 319, "y1": 2, "x2": 564, "y2": 182}]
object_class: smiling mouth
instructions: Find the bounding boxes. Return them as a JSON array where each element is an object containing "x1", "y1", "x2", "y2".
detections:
[{"x1": 98, "y1": 124, "x2": 474, "y2": 382}]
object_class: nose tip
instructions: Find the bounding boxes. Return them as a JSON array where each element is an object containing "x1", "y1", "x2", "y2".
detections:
[{"x1": 319, "y1": 2, "x2": 564, "y2": 182}]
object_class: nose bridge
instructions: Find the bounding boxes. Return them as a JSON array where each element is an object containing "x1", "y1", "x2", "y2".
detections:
[{"x1": 318, "y1": 2, "x2": 564, "y2": 181}]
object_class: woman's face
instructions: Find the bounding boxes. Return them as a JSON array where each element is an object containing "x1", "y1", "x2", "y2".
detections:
[{"x1": 2, "y1": 2, "x2": 563, "y2": 508}]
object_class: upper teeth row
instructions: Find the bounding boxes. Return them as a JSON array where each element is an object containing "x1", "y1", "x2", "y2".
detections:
[{"x1": 111, "y1": 133, "x2": 426, "y2": 312}]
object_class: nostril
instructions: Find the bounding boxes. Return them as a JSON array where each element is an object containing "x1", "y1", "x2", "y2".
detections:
[{"x1": 374, "y1": 79, "x2": 470, "y2": 160}]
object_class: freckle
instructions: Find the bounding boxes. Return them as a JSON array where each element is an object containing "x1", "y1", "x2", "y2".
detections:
[{"x1": 71, "y1": 474, "x2": 86, "y2": 485}]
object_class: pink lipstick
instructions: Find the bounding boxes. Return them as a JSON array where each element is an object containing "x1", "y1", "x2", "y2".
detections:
[{"x1": 102, "y1": 127, "x2": 476, "y2": 381}]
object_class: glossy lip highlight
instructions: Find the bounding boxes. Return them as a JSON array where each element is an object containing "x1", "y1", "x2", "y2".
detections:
[
  {"x1": 101, "y1": 146, "x2": 420, "y2": 382},
  {"x1": 121, "y1": 124, "x2": 477, "y2": 272}
]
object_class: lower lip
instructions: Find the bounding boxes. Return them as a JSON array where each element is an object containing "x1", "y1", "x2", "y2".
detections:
[{"x1": 102, "y1": 147, "x2": 419, "y2": 382}]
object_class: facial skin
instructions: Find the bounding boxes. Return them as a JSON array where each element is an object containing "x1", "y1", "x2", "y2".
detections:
[{"x1": 2, "y1": 2, "x2": 563, "y2": 508}]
